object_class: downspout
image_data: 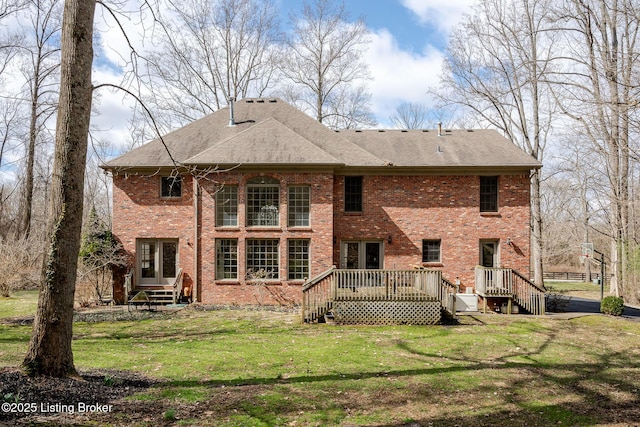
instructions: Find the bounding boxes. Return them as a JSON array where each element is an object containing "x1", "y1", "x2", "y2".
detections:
[{"x1": 193, "y1": 177, "x2": 200, "y2": 302}]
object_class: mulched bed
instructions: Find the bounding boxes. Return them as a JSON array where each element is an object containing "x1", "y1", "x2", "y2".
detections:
[{"x1": 0, "y1": 368, "x2": 155, "y2": 425}]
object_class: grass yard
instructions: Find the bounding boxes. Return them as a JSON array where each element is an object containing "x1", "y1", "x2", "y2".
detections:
[
  {"x1": 546, "y1": 280, "x2": 605, "y2": 300},
  {"x1": 1, "y1": 290, "x2": 640, "y2": 426}
]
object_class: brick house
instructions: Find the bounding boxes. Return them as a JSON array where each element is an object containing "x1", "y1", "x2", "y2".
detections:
[{"x1": 102, "y1": 98, "x2": 541, "y2": 316}]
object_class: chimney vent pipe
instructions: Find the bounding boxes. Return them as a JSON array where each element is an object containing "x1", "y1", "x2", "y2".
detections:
[{"x1": 228, "y1": 97, "x2": 236, "y2": 127}]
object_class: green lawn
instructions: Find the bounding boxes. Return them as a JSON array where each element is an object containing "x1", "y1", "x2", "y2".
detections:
[
  {"x1": 1, "y1": 291, "x2": 640, "y2": 426},
  {"x1": 545, "y1": 280, "x2": 604, "y2": 300}
]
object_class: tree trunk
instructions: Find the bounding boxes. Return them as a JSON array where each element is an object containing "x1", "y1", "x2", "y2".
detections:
[
  {"x1": 531, "y1": 169, "x2": 544, "y2": 289},
  {"x1": 22, "y1": 0, "x2": 96, "y2": 377}
]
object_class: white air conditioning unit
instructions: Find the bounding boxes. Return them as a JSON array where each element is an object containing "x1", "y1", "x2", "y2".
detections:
[{"x1": 456, "y1": 293, "x2": 478, "y2": 312}]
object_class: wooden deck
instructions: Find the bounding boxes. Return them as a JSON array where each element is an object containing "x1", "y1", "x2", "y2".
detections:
[{"x1": 302, "y1": 268, "x2": 456, "y2": 324}]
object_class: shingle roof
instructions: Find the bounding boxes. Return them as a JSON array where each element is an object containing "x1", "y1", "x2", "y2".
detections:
[
  {"x1": 338, "y1": 129, "x2": 540, "y2": 168},
  {"x1": 102, "y1": 98, "x2": 541, "y2": 172}
]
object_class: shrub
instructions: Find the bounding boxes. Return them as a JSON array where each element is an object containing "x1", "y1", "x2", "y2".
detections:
[{"x1": 601, "y1": 296, "x2": 624, "y2": 316}]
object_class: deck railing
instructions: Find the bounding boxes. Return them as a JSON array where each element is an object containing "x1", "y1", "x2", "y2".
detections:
[
  {"x1": 302, "y1": 266, "x2": 337, "y2": 323},
  {"x1": 332, "y1": 269, "x2": 441, "y2": 301},
  {"x1": 475, "y1": 266, "x2": 546, "y2": 315},
  {"x1": 512, "y1": 269, "x2": 546, "y2": 315},
  {"x1": 440, "y1": 276, "x2": 457, "y2": 316},
  {"x1": 172, "y1": 268, "x2": 184, "y2": 304},
  {"x1": 302, "y1": 268, "x2": 446, "y2": 323}
]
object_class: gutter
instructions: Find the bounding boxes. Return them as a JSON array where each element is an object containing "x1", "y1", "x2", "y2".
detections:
[{"x1": 193, "y1": 177, "x2": 200, "y2": 303}]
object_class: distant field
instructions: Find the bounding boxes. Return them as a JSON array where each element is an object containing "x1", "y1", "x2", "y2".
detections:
[
  {"x1": 0, "y1": 290, "x2": 39, "y2": 319},
  {"x1": 545, "y1": 280, "x2": 604, "y2": 300}
]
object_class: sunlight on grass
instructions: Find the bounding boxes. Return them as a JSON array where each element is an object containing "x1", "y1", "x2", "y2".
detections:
[
  {"x1": 2, "y1": 295, "x2": 640, "y2": 426},
  {"x1": 0, "y1": 290, "x2": 39, "y2": 318}
]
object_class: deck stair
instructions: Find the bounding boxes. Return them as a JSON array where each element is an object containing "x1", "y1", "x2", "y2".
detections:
[
  {"x1": 475, "y1": 266, "x2": 546, "y2": 315},
  {"x1": 124, "y1": 268, "x2": 186, "y2": 308}
]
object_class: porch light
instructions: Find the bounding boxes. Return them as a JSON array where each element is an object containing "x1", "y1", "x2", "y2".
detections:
[{"x1": 387, "y1": 235, "x2": 392, "y2": 244}]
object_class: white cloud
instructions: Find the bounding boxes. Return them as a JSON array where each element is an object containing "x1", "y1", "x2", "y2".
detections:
[
  {"x1": 400, "y1": 0, "x2": 475, "y2": 33},
  {"x1": 364, "y1": 29, "x2": 444, "y2": 127}
]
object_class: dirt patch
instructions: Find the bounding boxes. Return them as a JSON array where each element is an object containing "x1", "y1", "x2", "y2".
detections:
[{"x1": 0, "y1": 367, "x2": 155, "y2": 425}]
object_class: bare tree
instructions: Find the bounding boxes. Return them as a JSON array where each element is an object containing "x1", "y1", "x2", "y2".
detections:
[
  {"x1": 553, "y1": 0, "x2": 640, "y2": 298},
  {"x1": 436, "y1": 0, "x2": 557, "y2": 288},
  {"x1": 143, "y1": 0, "x2": 282, "y2": 127},
  {"x1": 281, "y1": 0, "x2": 375, "y2": 129},
  {"x1": 18, "y1": 0, "x2": 61, "y2": 238},
  {"x1": 389, "y1": 102, "x2": 430, "y2": 129},
  {"x1": 22, "y1": 0, "x2": 96, "y2": 377}
]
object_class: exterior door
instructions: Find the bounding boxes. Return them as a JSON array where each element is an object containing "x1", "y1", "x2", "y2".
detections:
[
  {"x1": 341, "y1": 241, "x2": 382, "y2": 269},
  {"x1": 138, "y1": 239, "x2": 178, "y2": 285},
  {"x1": 481, "y1": 241, "x2": 498, "y2": 268},
  {"x1": 480, "y1": 240, "x2": 500, "y2": 289}
]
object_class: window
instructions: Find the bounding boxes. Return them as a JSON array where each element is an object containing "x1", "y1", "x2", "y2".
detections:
[
  {"x1": 161, "y1": 176, "x2": 182, "y2": 198},
  {"x1": 344, "y1": 176, "x2": 363, "y2": 212},
  {"x1": 216, "y1": 239, "x2": 238, "y2": 279},
  {"x1": 480, "y1": 176, "x2": 498, "y2": 212},
  {"x1": 288, "y1": 186, "x2": 310, "y2": 227},
  {"x1": 216, "y1": 185, "x2": 238, "y2": 227},
  {"x1": 247, "y1": 177, "x2": 279, "y2": 226},
  {"x1": 288, "y1": 239, "x2": 310, "y2": 280},
  {"x1": 422, "y1": 240, "x2": 441, "y2": 263},
  {"x1": 246, "y1": 239, "x2": 279, "y2": 279}
]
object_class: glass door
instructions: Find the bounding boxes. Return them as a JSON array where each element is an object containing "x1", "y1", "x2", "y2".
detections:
[
  {"x1": 138, "y1": 239, "x2": 178, "y2": 285},
  {"x1": 341, "y1": 241, "x2": 382, "y2": 269}
]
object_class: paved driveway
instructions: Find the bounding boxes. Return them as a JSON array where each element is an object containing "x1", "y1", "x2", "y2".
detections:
[{"x1": 562, "y1": 296, "x2": 640, "y2": 319}]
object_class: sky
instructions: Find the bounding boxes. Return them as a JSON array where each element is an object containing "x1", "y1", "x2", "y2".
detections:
[
  {"x1": 278, "y1": 0, "x2": 476, "y2": 127},
  {"x1": 0, "y1": 0, "x2": 477, "y2": 183},
  {"x1": 89, "y1": 0, "x2": 476, "y2": 145}
]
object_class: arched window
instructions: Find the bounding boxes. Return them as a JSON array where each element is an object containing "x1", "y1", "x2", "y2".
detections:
[{"x1": 247, "y1": 177, "x2": 280, "y2": 226}]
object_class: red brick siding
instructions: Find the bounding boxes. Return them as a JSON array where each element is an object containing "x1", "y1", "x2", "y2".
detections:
[
  {"x1": 113, "y1": 171, "x2": 531, "y2": 303},
  {"x1": 112, "y1": 174, "x2": 195, "y2": 295},
  {"x1": 333, "y1": 175, "x2": 531, "y2": 291},
  {"x1": 198, "y1": 172, "x2": 334, "y2": 305}
]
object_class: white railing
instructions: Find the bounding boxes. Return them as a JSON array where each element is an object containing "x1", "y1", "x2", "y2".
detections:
[
  {"x1": 475, "y1": 266, "x2": 546, "y2": 315},
  {"x1": 332, "y1": 269, "x2": 441, "y2": 301},
  {"x1": 302, "y1": 268, "x2": 445, "y2": 323}
]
